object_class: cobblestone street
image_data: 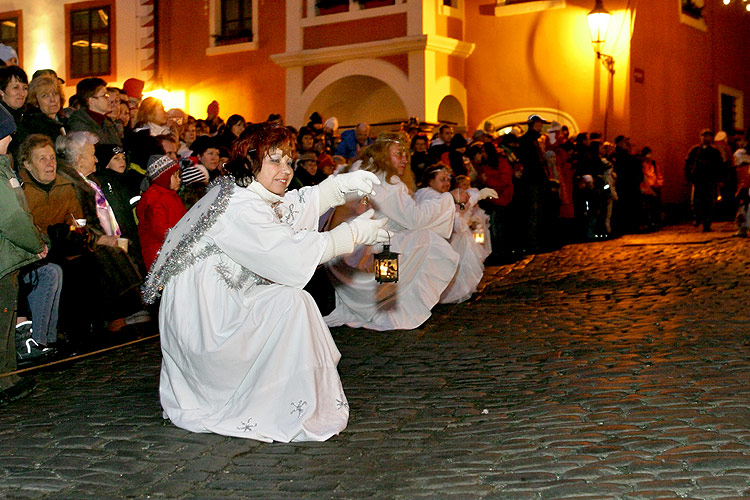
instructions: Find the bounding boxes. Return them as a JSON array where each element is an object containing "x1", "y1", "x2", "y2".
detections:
[{"x1": 1, "y1": 222, "x2": 749, "y2": 499}]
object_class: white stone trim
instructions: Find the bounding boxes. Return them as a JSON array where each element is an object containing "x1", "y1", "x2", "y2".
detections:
[
  {"x1": 478, "y1": 107, "x2": 580, "y2": 135},
  {"x1": 302, "y1": 0, "x2": 407, "y2": 26},
  {"x1": 285, "y1": 58, "x2": 414, "y2": 129},
  {"x1": 270, "y1": 33, "x2": 474, "y2": 68},
  {"x1": 493, "y1": 0, "x2": 565, "y2": 17}
]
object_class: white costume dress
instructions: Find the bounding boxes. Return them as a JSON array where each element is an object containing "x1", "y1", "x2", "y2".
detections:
[
  {"x1": 143, "y1": 176, "x2": 349, "y2": 442},
  {"x1": 414, "y1": 187, "x2": 488, "y2": 304},
  {"x1": 324, "y1": 169, "x2": 459, "y2": 330}
]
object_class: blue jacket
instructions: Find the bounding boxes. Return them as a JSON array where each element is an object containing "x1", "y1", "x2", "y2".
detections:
[{"x1": 335, "y1": 129, "x2": 373, "y2": 160}]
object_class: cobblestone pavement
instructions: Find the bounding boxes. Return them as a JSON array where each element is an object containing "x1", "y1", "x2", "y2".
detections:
[{"x1": 1, "y1": 222, "x2": 749, "y2": 500}]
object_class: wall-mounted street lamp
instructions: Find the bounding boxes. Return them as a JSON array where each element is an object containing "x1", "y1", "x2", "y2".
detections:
[{"x1": 587, "y1": 0, "x2": 615, "y2": 75}]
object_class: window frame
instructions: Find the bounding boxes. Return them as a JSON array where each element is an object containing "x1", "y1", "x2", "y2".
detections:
[
  {"x1": 65, "y1": 0, "x2": 117, "y2": 84},
  {"x1": 0, "y1": 11, "x2": 21, "y2": 65},
  {"x1": 207, "y1": 0, "x2": 258, "y2": 55},
  {"x1": 217, "y1": 0, "x2": 254, "y2": 44}
]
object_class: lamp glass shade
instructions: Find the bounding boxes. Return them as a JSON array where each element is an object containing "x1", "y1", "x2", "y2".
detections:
[
  {"x1": 373, "y1": 244, "x2": 399, "y2": 283},
  {"x1": 473, "y1": 228, "x2": 485, "y2": 245},
  {"x1": 587, "y1": 1, "x2": 611, "y2": 46}
]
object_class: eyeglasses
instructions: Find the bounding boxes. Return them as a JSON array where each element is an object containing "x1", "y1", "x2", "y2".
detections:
[{"x1": 92, "y1": 93, "x2": 110, "y2": 100}]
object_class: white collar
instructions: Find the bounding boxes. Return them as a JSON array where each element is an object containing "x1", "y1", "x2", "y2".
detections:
[{"x1": 247, "y1": 179, "x2": 283, "y2": 204}]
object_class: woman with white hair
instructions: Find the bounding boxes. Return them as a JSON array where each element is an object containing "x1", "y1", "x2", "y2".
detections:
[
  {"x1": 56, "y1": 132, "x2": 121, "y2": 246},
  {"x1": 56, "y1": 132, "x2": 143, "y2": 323}
]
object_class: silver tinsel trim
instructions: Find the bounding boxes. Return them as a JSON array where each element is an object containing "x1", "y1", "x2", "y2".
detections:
[
  {"x1": 215, "y1": 260, "x2": 270, "y2": 290},
  {"x1": 141, "y1": 176, "x2": 236, "y2": 304}
]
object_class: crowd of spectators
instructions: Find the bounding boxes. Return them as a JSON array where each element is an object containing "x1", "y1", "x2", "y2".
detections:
[{"x1": 1, "y1": 41, "x2": 747, "y2": 403}]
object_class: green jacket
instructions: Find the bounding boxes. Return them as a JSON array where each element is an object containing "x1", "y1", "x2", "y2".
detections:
[{"x1": 0, "y1": 155, "x2": 45, "y2": 280}]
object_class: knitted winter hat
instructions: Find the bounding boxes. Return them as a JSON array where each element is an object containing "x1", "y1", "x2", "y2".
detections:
[
  {"x1": 181, "y1": 162, "x2": 209, "y2": 186},
  {"x1": 146, "y1": 155, "x2": 180, "y2": 187},
  {"x1": 95, "y1": 144, "x2": 124, "y2": 170},
  {"x1": 0, "y1": 44, "x2": 17, "y2": 64},
  {"x1": 0, "y1": 103, "x2": 16, "y2": 140}
]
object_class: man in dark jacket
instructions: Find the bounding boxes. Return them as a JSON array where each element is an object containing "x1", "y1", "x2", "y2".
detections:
[
  {"x1": 517, "y1": 114, "x2": 550, "y2": 252},
  {"x1": 67, "y1": 78, "x2": 122, "y2": 147},
  {"x1": 685, "y1": 129, "x2": 724, "y2": 232}
]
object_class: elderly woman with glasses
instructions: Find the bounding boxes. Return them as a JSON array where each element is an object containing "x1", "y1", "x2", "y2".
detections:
[{"x1": 325, "y1": 132, "x2": 463, "y2": 331}]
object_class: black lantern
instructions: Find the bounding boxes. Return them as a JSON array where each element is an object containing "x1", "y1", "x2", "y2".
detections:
[{"x1": 373, "y1": 238, "x2": 399, "y2": 283}]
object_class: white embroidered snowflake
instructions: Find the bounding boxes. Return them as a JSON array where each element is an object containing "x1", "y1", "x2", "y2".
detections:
[
  {"x1": 290, "y1": 400, "x2": 308, "y2": 418},
  {"x1": 237, "y1": 418, "x2": 257, "y2": 432}
]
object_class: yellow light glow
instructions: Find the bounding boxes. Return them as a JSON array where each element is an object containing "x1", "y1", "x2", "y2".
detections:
[
  {"x1": 32, "y1": 42, "x2": 53, "y2": 74},
  {"x1": 142, "y1": 89, "x2": 187, "y2": 112},
  {"x1": 1, "y1": 20, "x2": 15, "y2": 28}
]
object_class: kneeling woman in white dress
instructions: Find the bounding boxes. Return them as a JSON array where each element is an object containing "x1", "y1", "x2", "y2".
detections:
[
  {"x1": 325, "y1": 132, "x2": 463, "y2": 331},
  {"x1": 414, "y1": 167, "x2": 497, "y2": 304},
  {"x1": 142, "y1": 124, "x2": 389, "y2": 442}
]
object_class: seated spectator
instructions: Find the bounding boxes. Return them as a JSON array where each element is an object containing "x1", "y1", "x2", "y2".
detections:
[
  {"x1": 325, "y1": 132, "x2": 460, "y2": 331},
  {"x1": 414, "y1": 167, "x2": 496, "y2": 303},
  {"x1": 95, "y1": 144, "x2": 144, "y2": 272},
  {"x1": 18, "y1": 135, "x2": 83, "y2": 239},
  {"x1": 0, "y1": 43, "x2": 18, "y2": 66},
  {"x1": 291, "y1": 152, "x2": 320, "y2": 188},
  {"x1": 16, "y1": 75, "x2": 66, "y2": 152},
  {"x1": 180, "y1": 116, "x2": 198, "y2": 156},
  {"x1": 0, "y1": 65, "x2": 27, "y2": 124},
  {"x1": 56, "y1": 132, "x2": 143, "y2": 325},
  {"x1": 410, "y1": 134, "x2": 429, "y2": 183},
  {"x1": 335, "y1": 122, "x2": 372, "y2": 162},
  {"x1": 427, "y1": 124, "x2": 454, "y2": 164},
  {"x1": 126, "y1": 97, "x2": 171, "y2": 169},
  {"x1": 178, "y1": 158, "x2": 209, "y2": 210},
  {"x1": 190, "y1": 135, "x2": 222, "y2": 181},
  {"x1": 67, "y1": 78, "x2": 122, "y2": 146},
  {"x1": 136, "y1": 155, "x2": 186, "y2": 270},
  {"x1": 297, "y1": 126, "x2": 316, "y2": 155},
  {"x1": 216, "y1": 114, "x2": 246, "y2": 152},
  {"x1": 155, "y1": 134, "x2": 178, "y2": 161}
]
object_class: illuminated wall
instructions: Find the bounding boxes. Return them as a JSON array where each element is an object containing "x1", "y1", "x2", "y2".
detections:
[{"x1": 0, "y1": 0, "x2": 150, "y2": 100}]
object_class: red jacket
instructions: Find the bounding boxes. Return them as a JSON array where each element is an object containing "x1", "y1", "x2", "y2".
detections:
[
  {"x1": 478, "y1": 152, "x2": 514, "y2": 207},
  {"x1": 136, "y1": 184, "x2": 186, "y2": 270}
]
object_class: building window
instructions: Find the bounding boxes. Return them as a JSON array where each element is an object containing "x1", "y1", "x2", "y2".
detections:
[
  {"x1": 0, "y1": 13, "x2": 19, "y2": 58},
  {"x1": 719, "y1": 85, "x2": 744, "y2": 134},
  {"x1": 218, "y1": 0, "x2": 253, "y2": 44},
  {"x1": 68, "y1": 3, "x2": 113, "y2": 79},
  {"x1": 207, "y1": 0, "x2": 257, "y2": 55}
]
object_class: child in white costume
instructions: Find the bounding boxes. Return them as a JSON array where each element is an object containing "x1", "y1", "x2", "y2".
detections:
[
  {"x1": 325, "y1": 133, "x2": 460, "y2": 331},
  {"x1": 414, "y1": 168, "x2": 496, "y2": 304}
]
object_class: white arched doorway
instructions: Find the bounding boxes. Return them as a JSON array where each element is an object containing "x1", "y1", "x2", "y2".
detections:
[
  {"x1": 436, "y1": 95, "x2": 465, "y2": 128},
  {"x1": 306, "y1": 75, "x2": 407, "y2": 133}
]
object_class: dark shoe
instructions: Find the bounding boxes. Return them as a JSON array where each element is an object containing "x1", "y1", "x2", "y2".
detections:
[
  {"x1": 0, "y1": 377, "x2": 37, "y2": 405},
  {"x1": 17, "y1": 337, "x2": 55, "y2": 367}
]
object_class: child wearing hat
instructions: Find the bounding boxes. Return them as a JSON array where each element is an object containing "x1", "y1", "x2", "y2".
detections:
[{"x1": 136, "y1": 155, "x2": 186, "y2": 270}]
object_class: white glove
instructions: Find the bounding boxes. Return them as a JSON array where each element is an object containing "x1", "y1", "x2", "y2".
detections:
[
  {"x1": 334, "y1": 170, "x2": 381, "y2": 197},
  {"x1": 478, "y1": 187, "x2": 498, "y2": 200},
  {"x1": 347, "y1": 209, "x2": 390, "y2": 245}
]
